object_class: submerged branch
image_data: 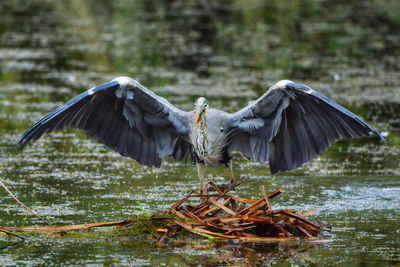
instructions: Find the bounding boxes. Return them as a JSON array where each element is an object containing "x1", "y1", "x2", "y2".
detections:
[
  {"x1": 0, "y1": 179, "x2": 50, "y2": 226},
  {"x1": 0, "y1": 180, "x2": 329, "y2": 244}
]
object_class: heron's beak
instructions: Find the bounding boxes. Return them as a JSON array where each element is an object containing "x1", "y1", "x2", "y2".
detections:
[
  {"x1": 195, "y1": 107, "x2": 205, "y2": 129},
  {"x1": 195, "y1": 113, "x2": 202, "y2": 128}
]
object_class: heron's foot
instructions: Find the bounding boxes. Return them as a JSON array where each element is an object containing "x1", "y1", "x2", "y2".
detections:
[{"x1": 206, "y1": 182, "x2": 237, "y2": 193}]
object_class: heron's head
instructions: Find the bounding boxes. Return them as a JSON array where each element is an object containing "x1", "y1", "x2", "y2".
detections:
[{"x1": 194, "y1": 97, "x2": 209, "y2": 129}]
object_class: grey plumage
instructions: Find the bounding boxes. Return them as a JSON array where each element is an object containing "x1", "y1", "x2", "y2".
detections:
[
  {"x1": 18, "y1": 77, "x2": 192, "y2": 167},
  {"x1": 229, "y1": 80, "x2": 385, "y2": 174},
  {"x1": 19, "y1": 77, "x2": 385, "y2": 178}
]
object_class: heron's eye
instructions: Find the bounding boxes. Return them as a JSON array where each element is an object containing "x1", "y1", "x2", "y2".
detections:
[
  {"x1": 219, "y1": 127, "x2": 224, "y2": 132},
  {"x1": 204, "y1": 104, "x2": 208, "y2": 109}
]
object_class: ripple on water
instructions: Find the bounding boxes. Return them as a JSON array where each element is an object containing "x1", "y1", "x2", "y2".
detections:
[{"x1": 1, "y1": 0, "x2": 400, "y2": 265}]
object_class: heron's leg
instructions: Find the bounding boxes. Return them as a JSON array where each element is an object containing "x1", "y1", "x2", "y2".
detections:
[
  {"x1": 197, "y1": 163, "x2": 205, "y2": 195},
  {"x1": 228, "y1": 161, "x2": 235, "y2": 184}
]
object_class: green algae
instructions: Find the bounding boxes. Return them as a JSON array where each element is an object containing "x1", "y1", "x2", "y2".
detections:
[
  {"x1": 1, "y1": 216, "x2": 169, "y2": 242},
  {"x1": 1, "y1": 0, "x2": 400, "y2": 265}
]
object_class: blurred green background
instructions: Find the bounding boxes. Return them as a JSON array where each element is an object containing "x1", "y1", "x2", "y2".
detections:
[{"x1": 0, "y1": 0, "x2": 399, "y2": 266}]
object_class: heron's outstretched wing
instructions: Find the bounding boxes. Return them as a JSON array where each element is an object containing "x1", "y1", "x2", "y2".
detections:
[
  {"x1": 18, "y1": 76, "x2": 192, "y2": 167},
  {"x1": 229, "y1": 80, "x2": 385, "y2": 174}
]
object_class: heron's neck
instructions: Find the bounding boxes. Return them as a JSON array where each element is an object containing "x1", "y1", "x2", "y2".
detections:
[
  {"x1": 196, "y1": 111, "x2": 208, "y2": 135},
  {"x1": 195, "y1": 112, "x2": 209, "y2": 157}
]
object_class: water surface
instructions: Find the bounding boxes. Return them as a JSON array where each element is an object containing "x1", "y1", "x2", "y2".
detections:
[{"x1": 1, "y1": 0, "x2": 399, "y2": 265}]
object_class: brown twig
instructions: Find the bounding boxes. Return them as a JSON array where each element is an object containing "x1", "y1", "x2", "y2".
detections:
[
  {"x1": 208, "y1": 198, "x2": 236, "y2": 216},
  {"x1": 165, "y1": 184, "x2": 325, "y2": 242},
  {"x1": 0, "y1": 229, "x2": 25, "y2": 241},
  {"x1": 261, "y1": 185, "x2": 271, "y2": 210},
  {"x1": 0, "y1": 179, "x2": 50, "y2": 225},
  {"x1": 0, "y1": 219, "x2": 134, "y2": 233},
  {"x1": 0, "y1": 181, "x2": 328, "y2": 243}
]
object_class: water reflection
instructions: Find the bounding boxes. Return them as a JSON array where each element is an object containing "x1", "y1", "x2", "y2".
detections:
[
  {"x1": 0, "y1": 240, "x2": 25, "y2": 251},
  {"x1": 121, "y1": 240, "x2": 321, "y2": 266}
]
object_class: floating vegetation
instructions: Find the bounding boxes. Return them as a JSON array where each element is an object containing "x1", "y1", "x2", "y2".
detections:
[
  {"x1": 0, "y1": 182, "x2": 329, "y2": 244},
  {"x1": 160, "y1": 182, "x2": 330, "y2": 243}
]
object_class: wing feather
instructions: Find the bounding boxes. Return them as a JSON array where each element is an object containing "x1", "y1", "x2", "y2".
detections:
[
  {"x1": 18, "y1": 77, "x2": 192, "y2": 167},
  {"x1": 230, "y1": 80, "x2": 385, "y2": 174}
]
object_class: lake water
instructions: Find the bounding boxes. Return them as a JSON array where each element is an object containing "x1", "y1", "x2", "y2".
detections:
[{"x1": 0, "y1": 0, "x2": 399, "y2": 265}]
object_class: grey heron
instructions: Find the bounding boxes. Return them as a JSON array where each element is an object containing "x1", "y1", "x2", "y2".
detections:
[{"x1": 18, "y1": 77, "x2": 385, "y2": 193}]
